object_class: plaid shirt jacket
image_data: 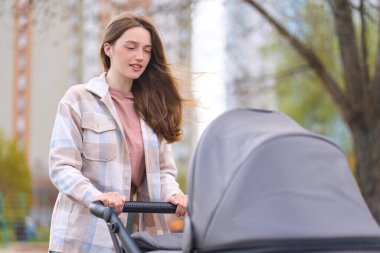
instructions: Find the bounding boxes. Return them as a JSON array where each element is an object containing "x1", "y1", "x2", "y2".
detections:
[{"x1": 48, "y1": 74, "x2": 181, "y2": 253}]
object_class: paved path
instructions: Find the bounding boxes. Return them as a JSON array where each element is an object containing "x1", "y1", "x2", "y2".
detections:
[{"x1": 0, "y1": 242, "x2": 48, "y2": 253}]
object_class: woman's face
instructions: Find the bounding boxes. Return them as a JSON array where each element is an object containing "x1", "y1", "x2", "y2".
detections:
[{"x1": 105, "y1": 26, "x2": 152, "y2": 80}]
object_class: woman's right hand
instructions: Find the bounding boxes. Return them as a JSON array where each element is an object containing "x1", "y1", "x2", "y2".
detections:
[
  {"x1": 166, "y1": 193, "x2": 188, "y2": 217},
  {"x1": 96, "y1": 192, "x2": 127, "y2": 215}
]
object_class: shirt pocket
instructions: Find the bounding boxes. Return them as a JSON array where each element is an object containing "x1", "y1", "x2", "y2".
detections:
[{"x1": 81, "y1": 113, "x2": 118, "y2": 161}]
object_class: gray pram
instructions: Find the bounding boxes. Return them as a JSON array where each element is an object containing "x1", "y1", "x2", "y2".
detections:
[{"x1": 90, "y1": 108, "x2": 380, "y2": 252}]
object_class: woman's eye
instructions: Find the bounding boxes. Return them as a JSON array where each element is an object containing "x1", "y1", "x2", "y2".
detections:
[{"x1": 126, "y1": 47, "x2": 135, "y2": 50}]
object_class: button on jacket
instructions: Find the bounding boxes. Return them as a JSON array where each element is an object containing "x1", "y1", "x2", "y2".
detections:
[{"x1": 49, "y1": 73, "x2": 181, "y2": 252}]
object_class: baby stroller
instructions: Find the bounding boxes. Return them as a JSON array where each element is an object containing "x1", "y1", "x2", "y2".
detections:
[{"x1": 90, "y1": 108, "x2": 380, "y2": 252}]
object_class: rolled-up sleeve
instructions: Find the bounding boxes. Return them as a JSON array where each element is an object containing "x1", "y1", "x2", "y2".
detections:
[{"x1": 49, "y1": 96, "x2": 101, "y2": 207}]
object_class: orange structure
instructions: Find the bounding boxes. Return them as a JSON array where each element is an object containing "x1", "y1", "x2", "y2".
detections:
[{"x1": 12, "y1": 0, "x2": 32, "y2": 154}]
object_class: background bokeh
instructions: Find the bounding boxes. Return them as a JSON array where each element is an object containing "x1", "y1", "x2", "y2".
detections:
[{"x1": 1, "y1": 0, "x2": 379, "y2": 251}]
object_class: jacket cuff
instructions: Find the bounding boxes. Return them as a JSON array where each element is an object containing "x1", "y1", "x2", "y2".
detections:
[
  {"x1": 163, "y1": 188, "x2": 183, "y2": 202},
  {"x1": 82, "y1": 187, "x2": 102, "y2": 208}
]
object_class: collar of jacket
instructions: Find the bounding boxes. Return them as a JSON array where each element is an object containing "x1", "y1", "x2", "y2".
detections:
[{"x1": 85, "y1": 72, "x2": 109, "y2": 98}]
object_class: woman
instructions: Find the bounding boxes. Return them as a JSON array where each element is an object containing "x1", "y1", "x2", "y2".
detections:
[{"x1": 48, "y1": 12, "x2": 188, "y2": 253}]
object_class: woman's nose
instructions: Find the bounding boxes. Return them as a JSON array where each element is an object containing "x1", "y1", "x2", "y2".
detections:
[{"x1": 135, "y1": 49, "x2": 144, "y2": 61}]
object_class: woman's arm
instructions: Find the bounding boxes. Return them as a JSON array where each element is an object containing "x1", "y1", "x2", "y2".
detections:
[
  {"x1": 159, "y1": 140, "x2": 187, "y2": 216},
  {"x1": 159, "y1": 141, "x2": 181, "y2": 199},
  {"x1": 49, "y1": 99, "x2": 102, "y2": 208}
]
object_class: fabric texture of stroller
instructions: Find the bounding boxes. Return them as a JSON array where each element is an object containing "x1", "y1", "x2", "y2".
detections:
[{"x1": 90, "y1": 108, "x2": 380, "y2": 252}]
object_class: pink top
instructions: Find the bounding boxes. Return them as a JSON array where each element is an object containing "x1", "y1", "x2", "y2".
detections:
[{"x1": 109, "y1": 87, "x2": 145, "y2": 194}]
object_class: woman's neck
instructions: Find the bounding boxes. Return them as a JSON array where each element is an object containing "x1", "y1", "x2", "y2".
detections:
[{"x1": 105, "y1": 69, "x2": 133, "y2": 92}]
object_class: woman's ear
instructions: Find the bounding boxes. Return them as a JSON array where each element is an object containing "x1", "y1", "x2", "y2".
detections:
[{"x1": 103, "y1": 43, "x2": 112, "y2": 58}]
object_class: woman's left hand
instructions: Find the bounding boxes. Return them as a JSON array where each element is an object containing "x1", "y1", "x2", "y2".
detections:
[
  {"x1": 166, "y1": 194, "x2": 188, "y2": 217},
  {"x1": 96, "y1": 192, "x2": 126, "y2": 215}
]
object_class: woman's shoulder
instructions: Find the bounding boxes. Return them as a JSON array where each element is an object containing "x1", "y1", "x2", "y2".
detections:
[
  {"x1": 60, "y1": 83, "x2": 89, "y2": 103},
  {"x1": 62, "y1": 74, "x2": 107, "y2": 102},
  {"x1": 67, "y1": 83, "x2": 88, "y2": 94}
]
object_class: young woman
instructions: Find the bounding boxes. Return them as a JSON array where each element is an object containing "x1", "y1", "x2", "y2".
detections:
[{"x1": 48, "y1": 12, "x2": 188, "y2": 253}]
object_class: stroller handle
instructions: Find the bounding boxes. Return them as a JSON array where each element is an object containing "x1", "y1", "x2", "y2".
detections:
[
  {"x1": 123, "y1": 201, "x2": 177, "y2": 213},
  {"x1": 89, "y1": 201, "x2": 177, "y2": 220}
]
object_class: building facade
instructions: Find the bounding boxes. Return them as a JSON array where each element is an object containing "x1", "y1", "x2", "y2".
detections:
[{"x1": 0, "y1": 0, "x2": 194, "y2": 229}]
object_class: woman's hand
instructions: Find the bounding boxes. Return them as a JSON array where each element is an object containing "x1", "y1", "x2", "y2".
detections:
[
  {"x1": 96, "y1": 192, "x2": 127, "y2": 215},
  {"x1": 166, "y1": 194, "x2": 188, "y2": 217}
]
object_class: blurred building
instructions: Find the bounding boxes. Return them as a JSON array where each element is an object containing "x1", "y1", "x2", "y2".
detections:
[
  {"x1": 191, "y1": 0, "x2": 276, "y2": 137},
  {"x1": 0, "y1": 0, "x2": 193, "y2": 227},
  {"x1": 0, "y1": 0, "x2": 277, "y2": 233}
]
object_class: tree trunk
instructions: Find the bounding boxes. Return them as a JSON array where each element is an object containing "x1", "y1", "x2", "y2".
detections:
[{"x1": 350, "y1": 114, "x2": 380, "y2": 223}]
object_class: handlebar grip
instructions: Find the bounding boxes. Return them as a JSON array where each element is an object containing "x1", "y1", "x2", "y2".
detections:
[
  {"x1": 123, "y1": 201, "x2": 177, "y2": 213},
  {"x1": 89, "y1": 200, "x2": 108, "y2": 219}
]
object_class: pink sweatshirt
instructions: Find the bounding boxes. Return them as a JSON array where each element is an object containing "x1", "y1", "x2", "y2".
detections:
[{"x1": 109, "y1": 87, "x2": 145, "y2": 194}]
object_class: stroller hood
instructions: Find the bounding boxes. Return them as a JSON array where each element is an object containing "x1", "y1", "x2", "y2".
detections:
[{"x1": 183, "y1": 108, "x2": 380, "y2": 252}]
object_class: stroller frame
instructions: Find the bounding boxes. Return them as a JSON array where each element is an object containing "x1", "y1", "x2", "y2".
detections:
[
  {"x1": 90, "y1": 200, "x2": 177, "y2": 253},
  {"x1": 90, "y1": 201, "x2": 380, "y2": 253}
]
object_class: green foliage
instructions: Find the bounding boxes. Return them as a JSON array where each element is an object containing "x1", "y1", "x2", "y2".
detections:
[
  {"x1": 177, "y1": 171, "x2": 187, "y2": 194},
  {"x1": 358, "y1": 11, "x2": 379, "y2": 79},
  {"x1": 0, "y1": 132, "x2": 32, "y2": 243},
  {"x1": 262, "y1": 1, "x2": 361, "y2": 152},
  {"x1": 0, "y1": 131, "x2": 32, "y2": 212}
]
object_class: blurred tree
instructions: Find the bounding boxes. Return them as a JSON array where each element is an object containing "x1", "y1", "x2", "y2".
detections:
[
  {"x1": 0, "y1": 132, "x2": 32, "y2": 210},
  {"x1": 262, "y1": 1, "x2": 353, "y2": 151},
  {"x1": 244, "y1": 0, "x2": 380, "y2": 223}
]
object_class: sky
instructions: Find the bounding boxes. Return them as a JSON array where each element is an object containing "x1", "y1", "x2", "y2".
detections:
[{"x1": 192, "y1": 0, "x2": 227, "y2": 139}]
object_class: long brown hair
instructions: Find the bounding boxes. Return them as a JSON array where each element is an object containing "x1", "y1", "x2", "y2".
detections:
[{"x1": 100, "y1": 12, "x2": 183, "y2": 143}]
